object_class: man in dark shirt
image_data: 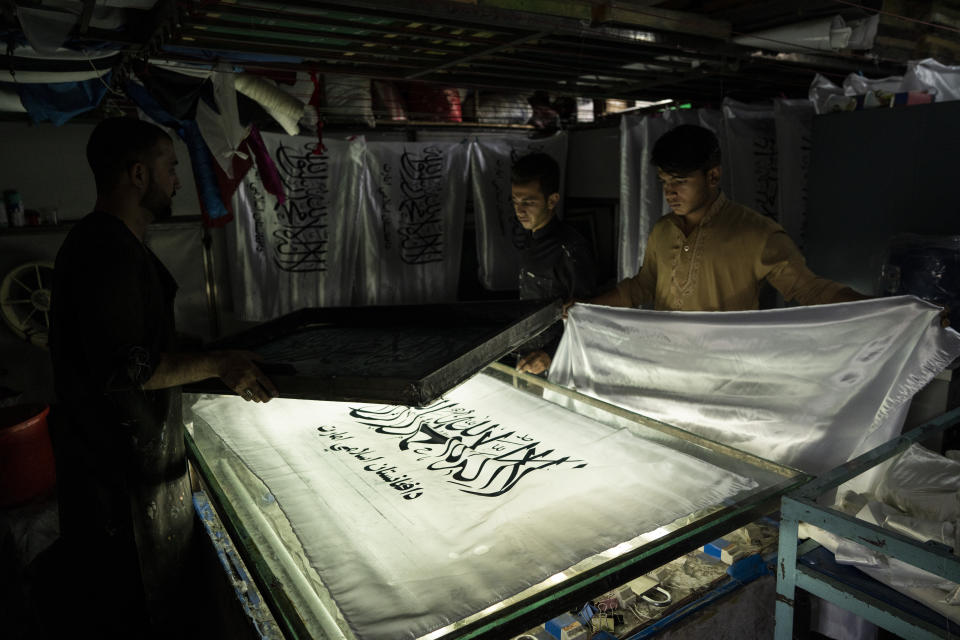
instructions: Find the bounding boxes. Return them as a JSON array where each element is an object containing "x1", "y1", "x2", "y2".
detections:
[
  {"x1": 47, "y1": 118, "x2": 278, "y2": 638},
  {"x1": 511, "y1": 152, "x2": 597, "y2": 374}
]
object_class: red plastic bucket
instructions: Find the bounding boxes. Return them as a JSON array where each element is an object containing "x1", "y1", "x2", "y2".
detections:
[{"x1": 0, "y1": 404, "x2": 55, "y2": 507}]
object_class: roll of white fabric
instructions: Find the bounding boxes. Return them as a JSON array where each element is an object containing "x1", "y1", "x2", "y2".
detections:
[{"x1": 235, "y1": 74, "x2": 305, "y2": 136}]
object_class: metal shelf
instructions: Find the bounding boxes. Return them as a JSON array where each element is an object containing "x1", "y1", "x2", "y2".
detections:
[{"x1": 775, "y1": 407, "x2": 960, "y2": 640}]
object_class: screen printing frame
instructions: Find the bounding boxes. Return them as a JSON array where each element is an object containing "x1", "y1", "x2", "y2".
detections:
[
  {"x1": 185, "y1": 300, "x2": 561, "y2": 407},
  {"x1": 186, "y1": 363, "x2": 811, "y2": 640}
]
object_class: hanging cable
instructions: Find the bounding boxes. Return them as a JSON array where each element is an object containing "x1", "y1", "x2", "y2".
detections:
[{"x1": 86, "y1": 52, "x2": 126, "y2": 97}]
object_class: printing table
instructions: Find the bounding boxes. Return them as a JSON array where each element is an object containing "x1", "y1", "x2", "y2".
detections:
[{"x1": 186, "y1": 363, "x2": 809, "y2": 640}]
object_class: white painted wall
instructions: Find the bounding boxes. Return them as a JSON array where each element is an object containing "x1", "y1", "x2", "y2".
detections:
[
  {"x1": 0, "y1": 121, "x2": 205, "y2": 405},
  {"x1": 0, "y1": 122, "x2": 550, "y2": 221},
  {"x1": 0, "y1": 121, "x2": 202, "y2": 221}
]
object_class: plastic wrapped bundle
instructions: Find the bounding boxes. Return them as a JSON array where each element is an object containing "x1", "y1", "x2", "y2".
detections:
[
  {"x1": 881, "y1": 234, "x2": 960, "y2": 323},
  {"x1": 462, "y1": 92, "x2": 531, "y2": 124},
  {"x1": 404, "y1": 83, "x2": 462, "y2": 123},
  {"x1": 372, "y1": 80, "x2": 406, "y2": 121},
  {"x1": 322, "y1": 74, "x2": 375, "y2": 127}
]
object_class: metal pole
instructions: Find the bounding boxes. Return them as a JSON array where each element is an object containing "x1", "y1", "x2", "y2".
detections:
[
  {"x1": 774, "y1": 500, "x2": 800, "y2": 640},
  {"x1": 201, "y1": 226, "x2": 222, "y2": 339}
]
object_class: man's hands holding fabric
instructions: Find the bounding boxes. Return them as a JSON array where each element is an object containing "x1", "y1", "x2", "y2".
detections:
[
  {"x1": 517, "y1": 350, "x2": 552, "y2": 375},
  {"x1": 215, "y1": 350, "x2": 279, "y2": 402}
]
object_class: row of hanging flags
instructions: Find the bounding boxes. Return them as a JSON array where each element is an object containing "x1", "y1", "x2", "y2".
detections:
[
  {"x1": 227, "y1": 131, "x2": 567, "y2": 319},
  {"x1": 120, "y1": 64, "x2": 816, "y2": 318},
  {"x1": 113, "y1": 64, "x2": 565, "y2": 316},
  {"x1": 227, "y1": 103, "x2": 809, "y2": 319}
]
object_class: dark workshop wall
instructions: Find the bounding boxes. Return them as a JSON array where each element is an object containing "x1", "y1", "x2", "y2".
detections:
[{"x1": 805, "y1": 101, "x2": 960, "y2": 295}]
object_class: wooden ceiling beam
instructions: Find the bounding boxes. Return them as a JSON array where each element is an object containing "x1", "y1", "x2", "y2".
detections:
[
  {"x1": 405, "y1": 30, "x2": 548, "y2": 80},
  {"x1": 178, "y1": 27, "x2": 444, "y2": 63},
  {"x1": 193, "y1": 3, "x2": 513, "y2": 47},
  {"x1": 173, "y1": 34, "x2": 426, "y2": 69},
  {"x1": 590, "y1": 1, "x2": 732, "y2": 39},
  {"x1": 184, "y1": 15, "x2": 469, "y2": 55}
]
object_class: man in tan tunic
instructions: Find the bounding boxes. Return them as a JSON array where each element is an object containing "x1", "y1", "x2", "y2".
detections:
[{"x1": 591, "y1": 124, "x2": 867, "y2": 311}]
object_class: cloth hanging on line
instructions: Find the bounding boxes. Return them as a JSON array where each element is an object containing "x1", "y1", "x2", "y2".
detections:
[
  {"x1": 11, "y1": 74, "x2": 111, "y2": 125},
  {"x1": 188, "y1": 372, "x2": 759, "y2": 640},
  {"x1": 356, "y1": 140, "x2": 470, "y2": 305},
  {"x1": 227, "y1": 133, "x2": 366, "y2": 320},
  {"x1": 618, "y1": 109, "x2": 704, "y2": 280},
  {"x1": 722, "y1": 100, "x2": 779, "y2": 220},
  {"x1": 195, "y1": 68, "x2": 251, "y2": 179}
]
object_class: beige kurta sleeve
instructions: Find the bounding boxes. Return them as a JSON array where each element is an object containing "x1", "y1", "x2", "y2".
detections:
[
  {"x1": 615, "y1": 226, "x2": 660, "y2": 308},
  {"x1": 759, "y1": 229, "x2": 867, "y2": 306}
]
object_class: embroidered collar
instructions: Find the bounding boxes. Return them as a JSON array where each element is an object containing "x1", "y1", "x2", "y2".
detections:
[
  {"x1": 699, "y1": 191, "x2": 727, "y2": 227},
  {"x1": 665, "y1": 191, "x2": 727, "y2": 232}
]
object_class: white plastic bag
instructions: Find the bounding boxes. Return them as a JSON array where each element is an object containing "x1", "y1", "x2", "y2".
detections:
[
  {"x1": 876, "y1": 444, "x2": 960, "y2": 521},
  {"x1": 904, "y1": 59, "x2": 960, "y2": 101},
  {"x1": 809, "y1": 73, "x2": 849, "y2": 114}
]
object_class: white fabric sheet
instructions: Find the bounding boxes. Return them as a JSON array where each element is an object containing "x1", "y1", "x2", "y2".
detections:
[
  {"x1": 905, "y1": 58, "x2": 960, "y2": 102},
  {"x1": 228, "y1": 134, "x2": 366, "y2": 320},
  {"x1": 550, "y1": 298, "x2": 960, "y2": 487},
  {"x1": 617, "y1": 113, "x2": 673, "y2": 281},
  {"x1": 189, "y1": 373, "x2": 759, "y2": 640},
  {"x1": 618, "y1": 109, "x2": 701, "y2": 280},
  {"x1": 143, "y1": 225, "x2": 210, "y2": 340}
]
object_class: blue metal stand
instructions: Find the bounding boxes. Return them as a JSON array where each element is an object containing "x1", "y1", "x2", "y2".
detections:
[{"x1": 775, "y1": 407, "x2": 960, "y2": 639}]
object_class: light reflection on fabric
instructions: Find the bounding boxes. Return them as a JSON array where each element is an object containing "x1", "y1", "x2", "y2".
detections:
[
  {"x1": 550, "y1": 296, "x2": 960, "y2": 490},
  {"x1": 190, "y1": 372, "x2": 757, "y2": 640}
]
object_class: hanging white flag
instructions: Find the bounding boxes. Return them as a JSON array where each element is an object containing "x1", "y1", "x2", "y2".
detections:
[
  {"x1": 774, "y1": 99, "x2": 815, "y2": 247},
  {"x1": 357, "y1": 140, "x2": 470, "y2": 305},
  {"x1": 618, "y1": 110, "x2": 705, "y2": 280},
  {"x1": 228, "y1": 134, "x2": 366, "y2": 320},
  {"x1": 722, "y1": 98, "x2": 779, "y2": 220}
]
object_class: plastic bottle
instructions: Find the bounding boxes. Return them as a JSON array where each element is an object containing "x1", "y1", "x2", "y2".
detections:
[{"x1": 3, "y1": 190, "x2": 25, "y2": 227}]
